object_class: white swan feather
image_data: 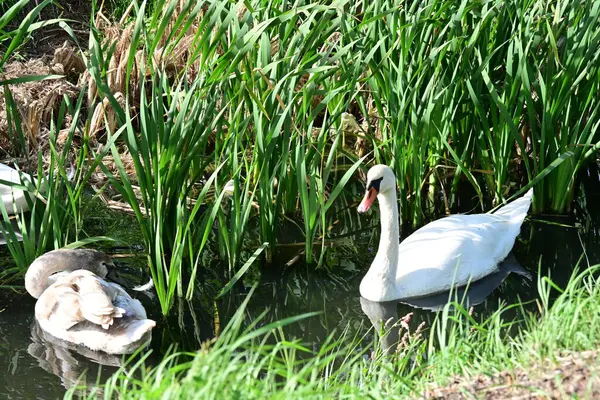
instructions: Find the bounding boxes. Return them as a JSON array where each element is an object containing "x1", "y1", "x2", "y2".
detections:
[{"x1": 358, "y1": 165, "x2": 533, "y2": 302}]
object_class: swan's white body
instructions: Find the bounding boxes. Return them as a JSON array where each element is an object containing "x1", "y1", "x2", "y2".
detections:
[
  {"x1": 25, "y1": 249, "x2": 155, "y2": 354},
  {"x1": 358, "y1": 165, "x2": 533, "y2": 302},
  {"x1": 0, "y1": 163, "x2": 38, "y2": 215}
]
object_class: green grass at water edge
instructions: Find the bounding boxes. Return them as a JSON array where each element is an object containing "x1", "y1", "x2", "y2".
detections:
[{"x1": 69, "y1": 264, "x2": 600, "y2": 399}]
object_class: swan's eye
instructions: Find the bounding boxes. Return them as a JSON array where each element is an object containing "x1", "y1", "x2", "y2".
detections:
[
  {"x1": 367, "y1": 177, "x2": 383, "y2": 192},
  {"x1": 70, "y1": 283, "x2": 80, "y2": 292}
]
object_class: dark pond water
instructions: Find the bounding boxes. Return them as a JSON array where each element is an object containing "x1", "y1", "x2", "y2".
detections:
[{"x1": 1, "y1": 168, "x2": 600, "y2": 398}]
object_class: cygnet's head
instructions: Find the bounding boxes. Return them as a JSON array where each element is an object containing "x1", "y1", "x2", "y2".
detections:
[{"x1": 357, "y1": 165, "x2": 396, "y2": 213}]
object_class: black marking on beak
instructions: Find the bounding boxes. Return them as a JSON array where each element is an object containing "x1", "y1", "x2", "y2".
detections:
[{"x1": 366, "y1": 177, "x2": 383, "y2": 193}]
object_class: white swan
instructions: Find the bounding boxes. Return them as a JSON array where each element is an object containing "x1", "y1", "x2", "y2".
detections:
[
  {"x1": 0, "y1": 163, "x2": 41, "y2": 215},
  {"x1": 357, "y1": 165, "x2": 533, "y2": 302},
  {"x1": 25, "y1": 249, "x2": 156, "y2": 354}
]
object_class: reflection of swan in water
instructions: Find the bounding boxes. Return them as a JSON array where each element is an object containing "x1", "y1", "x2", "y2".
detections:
[
  {"x1": 27, "y1": 320, "x2": 121, "y2": 391},
  {"x1": 360, "y1": 297, "x2": 400, "y2": 355},
  {"x1": 360, "y1": 254, "x2": 531, "y2": 354}
]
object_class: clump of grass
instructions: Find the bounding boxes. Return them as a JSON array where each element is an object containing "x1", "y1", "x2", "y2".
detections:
[
  {"x1": 0, "y1": 2, "x2": 115, "y2": 282},
  {"x1": 85, "y1": 0, "x2": 233, "y2": 314},
  {"x1": 71, "y1": 0, "x2": 600, "y2": 316},
  {"x1": 362, "y1": 0, "x2": 600, "y2": 221},
  {"x1": 82, "y1": 0, "x2": 373, "y2": 314}
]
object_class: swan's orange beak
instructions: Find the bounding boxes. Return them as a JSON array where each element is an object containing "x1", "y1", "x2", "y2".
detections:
[{"x1": 358, "y1": 187, "x2": 377, "y2": 213}]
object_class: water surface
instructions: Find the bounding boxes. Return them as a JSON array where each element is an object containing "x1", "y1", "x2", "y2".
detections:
[{"x1": 1, "y1": 184, "x2": 599, "y2": 398}]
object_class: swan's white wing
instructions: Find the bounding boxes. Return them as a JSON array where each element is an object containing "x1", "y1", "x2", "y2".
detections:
[
  {"x1": 0, "y1": 164, "x2": 20, "y2": 195},
  {"x1": 395, "y1": 213, "x2": 521, "y2": 298},
  {"x1": 0, "y1": 163, "x2": 34, "y2": 214}
]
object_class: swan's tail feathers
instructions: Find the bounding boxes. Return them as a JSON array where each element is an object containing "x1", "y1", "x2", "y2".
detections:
[{"x1": 493, "y1": 187, "x2": 534, "y2": 224}]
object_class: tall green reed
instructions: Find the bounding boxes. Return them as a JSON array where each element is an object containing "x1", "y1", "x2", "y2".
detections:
[
  {"x1": 73, "y1": 0, "x2": 600, "y2": 313},
  {"x1": 0, "y1": 90, "x2": 114, "y2": 283},
  {"x1": 209, "y1": 0, "x2": 369, "y2": 264},
  {"x1": 89, "y1": 0, "x2": 378, "y2": 315},
  {"x1": 360, "y1": 0, "x2": 600, "y2": 221},
  {"x1": 87, "y1": 0, "x2": 234, "y2": 314},
  {"x1": 0, "y1": 2, "x2": 110, "y2": 282}
]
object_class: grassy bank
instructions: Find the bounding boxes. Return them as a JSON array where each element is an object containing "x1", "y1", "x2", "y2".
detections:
[
  {"x1": 66, "y1": 265, "x2": 600, "y2": 399},
  {"x1": 2, "y1": 0, "x2": 600, "y2": 315}
]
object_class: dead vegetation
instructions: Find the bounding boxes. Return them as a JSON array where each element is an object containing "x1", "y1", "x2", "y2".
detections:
[
  {"x1": 2, "y1": 0, "x2": 373, "y2": 153},
  {"x1": 424, "y1": 350, "x2": 600, "y2": 399},
  {"x1": 0, "y1": 42, "x2": 83, "y2": 160}
]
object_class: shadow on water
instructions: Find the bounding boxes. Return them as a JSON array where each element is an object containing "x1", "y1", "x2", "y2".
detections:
[{"x1": 2, "y1": 167, "x2": 600, "y2": 398}]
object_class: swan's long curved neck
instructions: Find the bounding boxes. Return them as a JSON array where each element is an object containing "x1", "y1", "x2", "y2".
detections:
[{"x1": 368, "y1": 189, "x2": 400, "y2": 286}]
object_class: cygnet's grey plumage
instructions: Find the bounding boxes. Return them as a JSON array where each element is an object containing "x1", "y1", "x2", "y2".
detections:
[{"x1": 25, "y1": 249, "x2": 155, "y2": 354}]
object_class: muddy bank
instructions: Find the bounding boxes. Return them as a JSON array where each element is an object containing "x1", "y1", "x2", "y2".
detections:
[{"x1": 425, "y1": 350, "x2": 600, "y2": 399}]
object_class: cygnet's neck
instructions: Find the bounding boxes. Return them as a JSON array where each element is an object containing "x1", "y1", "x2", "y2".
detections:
[
  {"x1": 25, "y1": 260, "x2": 70, "y2": 299},
  {"x1": 24, "y1": 250, "x2": 108, "y2": 299}
]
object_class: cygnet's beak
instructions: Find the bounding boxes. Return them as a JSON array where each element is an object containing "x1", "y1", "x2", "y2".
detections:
[
  {"x1": 358, "y1": 187, "x2": 377, "y2": 213},
  {"x1": 105, "y1": 262, "x2": 129, "y2": 288}
]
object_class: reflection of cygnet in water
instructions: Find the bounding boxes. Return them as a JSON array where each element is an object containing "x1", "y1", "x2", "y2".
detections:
[
  {"x1": 360, "y1": 254, "x2": 532, "y2": 354},
  {"x1": 28, "y1": 320, "x2": 121, "y2": 391}
]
